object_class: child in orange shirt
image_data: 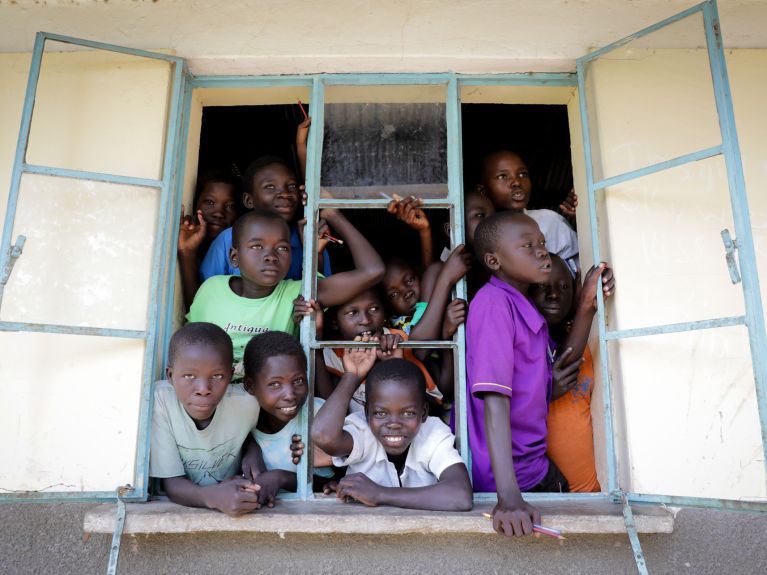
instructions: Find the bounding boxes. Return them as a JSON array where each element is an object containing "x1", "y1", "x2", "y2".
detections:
[{"x1": 530, "y1": 254, "x2": 614, "y2": 492}]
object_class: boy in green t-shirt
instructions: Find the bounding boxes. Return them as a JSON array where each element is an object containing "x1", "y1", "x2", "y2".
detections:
[{"x1": 187, "y1": 208, "x2": 384, "y2": 378}]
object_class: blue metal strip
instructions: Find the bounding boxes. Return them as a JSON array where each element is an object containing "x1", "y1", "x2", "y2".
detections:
[
  {"x1": 0, "y1": 32, "x2": 45, "y2": 314},
  {"x1": 592, "y1": 145, "x2": 722, "y2": 191},
  {"x1": 190, "y1": 76, "x2": 313, "y2": 88},
  {"x1": 21, "y1": 163, "x2": 163, "y2": 189},
  {"x1": 132, "y1": 58, "x2": 186, "y2": 500},
  {"x1": 446, "y1": 78, "x2": 471, "y2": 470},
  {"x1": 297, "y1": 77, "x2": 325, "y2": 501},
  {"x1": 322, "y1": 73, "x2": 452, "y2": 85},
  {"x1": 605, "y1": 316, "x2": 746, "y2": 340},
  {"x1": 0, "y1": 321, "x2": 146, "y2": 339},
  {"x1": 161, "y1": 73, "x2": 194, "y2": 370},
  {"x1": 458, "y1": 73, "x2": 577, "y2": 87},
  {"x1": 40, "y1": 32, "x2": 184, "y2": 64},
  {"x1": 473, "y1": 491, "x2": 609, "y2": 503},
  {"x1": 628, "y1": 492, "x2": 766, "y2": 512},
  {"x1": 621, "y1": 494, "x2": 649, "y2": 575},
  {"x1": 576, "y1": 58, "x2": 619, "y2": 494},
  {"x1": 579, "y1": 2, "x2": 705, "y2": 64},
  {"x1": 703, "y1": 0, "x2": 767, "y2": 487},
  {"x1": 0, "y1": 490, "x2": 146, "y2": 503}
]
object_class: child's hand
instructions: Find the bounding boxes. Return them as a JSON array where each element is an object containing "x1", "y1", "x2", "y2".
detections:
[
  {"x1": 296, "y1": 116, "x2": 311, "y2": 146},
  {"x1": 491, "y1": 498, "x2": 541, "y2": 537},
  {"x1": 579, "y1": 262, "x2": 615, "y2": 312},
  {"x1": 342, "y1": 335, "x2": 377, "y2": 379},
  {"x1": 253, "y1": 470, "x2": 285, "y2": 508},
  {"x1": 293, "y1": 296, "x2": 324, "y2": 338},
  {"x1": 441, "y1": 298, "x2": 468, "y2": 339},
  {"x1": 296, "y1": 218, "x2": 331, "y2": 254},
  {"x1": 207, "y1": 477, "x2": 261, "y2": 517},
  {"x1": 387, "y1": 196, "x2": 430, "y2": 232},
  {"x1": 443, "y1": 244, "x2": 472, "y2": 284},
  {"x1": 376, "y1": 333, "x2": 404, "y2": 361},
  {"x1": 240, "y1": 450, "x2": 262, "y2": 482},
  {"x1": 322, "y1": 479, "x2": 339, "y2": 496},
  {"x1": 551, "y1": 347, "x2": 584, "y2": 400},
  {"x1": 334, "y1": 473, "x2": 383, "y2": 507},
  {"x1": 559, "y1": 188, "x2": 578, "y2": 220},
  {"x1": 291, "y1": 434, "x2": 304, "y2": 465},
  {"x1": 177, "y1": 207, "x2": 207, "y2": 255}
]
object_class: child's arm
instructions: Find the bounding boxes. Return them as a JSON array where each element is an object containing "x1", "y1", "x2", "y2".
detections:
[
  {"x1": 484, "y1": 393, "x2": 541, "y2": 536},
  {"x1": 177, "y1": 207, "x2": 207, "y2": 309},
  {"x1": 162, "y1": 476, "x2": 261, "y2": 517},
  {"x1": 315, "y1": 210, "x2": 385, "y2": 307},
  {"x1": 387, "y1": 196, "x2": 433, "y2": 268},
  {"x1": 409, "y1": 245, "x2": 470, "y2": 342},
  {"x1": 559, "y1": 262, "x2": 614, "y2": 368},
  {"x1": 311, "y1": 341, "x2": 378, "y2": 456},
  {"x1": 332, "y1": 463, "x2": 472, "y2": 511}
]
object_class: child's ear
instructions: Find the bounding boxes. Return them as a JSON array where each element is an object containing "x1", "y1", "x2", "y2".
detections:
[
  {"x1": 483, "y1": 251, "x2": 500, "y2": 271},
  {"x1": 442, "y1": 221, "x2": 450, "y2": 238},
  {"x1": 165, "y1": 366, "x2": 173, "y2": 380},
  {"x1": 229, "y1": 246, "x2": 240, "y2": 268},
  {"x1": 242, "y1": 191, "x2": 255, "y2": 209},
  {"x1": 243, "y1": 375, "x2": 254, "y2": 394},
  {"x1": 475, "y1": 183, "x2": 486, "y2": 195},
  {"x1": 421, "y1": 402, "x2": 429, "y2": 422}
]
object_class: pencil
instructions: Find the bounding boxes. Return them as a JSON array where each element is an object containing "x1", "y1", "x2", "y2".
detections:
[
  {"x1": 481, "y1": 512, "x2": 565, "y2": 539},
  {"x1": 297, "y1": 99, "x2": 309, "y2": 120},
  {"x1": 322, "y1": 232, "x2": 344, "y2": 245}
]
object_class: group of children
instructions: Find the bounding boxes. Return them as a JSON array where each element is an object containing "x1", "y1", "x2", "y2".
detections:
[{"x1": 150, "y1": 118, "x2": 615, "y2": 537}]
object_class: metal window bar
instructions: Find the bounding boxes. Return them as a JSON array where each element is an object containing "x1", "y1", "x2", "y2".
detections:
[{"x1": 0, "y1": 31, "x2": 185, "y2": 502}]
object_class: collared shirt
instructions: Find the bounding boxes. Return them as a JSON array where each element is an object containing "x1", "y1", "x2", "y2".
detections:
[
  {"x1": 466, "y1": 275, "x2": 551, "y2": 492},
  {"x1": 199, "y1": 224, "x2": 332, "y2": 283},
  {"x1": 332, "y1": 412, "x2": 464, "y2": 488}
]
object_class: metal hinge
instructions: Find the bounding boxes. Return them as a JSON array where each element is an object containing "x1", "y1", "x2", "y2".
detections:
[
  {"x1": 106, "y1": 484, "x2": 134, "y2": 575},
  {"x1": 721, "y1": 229, "x2": 741, "y2": 285},
  {"x1": 0, "y1": 235, "x2": 26, "y2": 287}
]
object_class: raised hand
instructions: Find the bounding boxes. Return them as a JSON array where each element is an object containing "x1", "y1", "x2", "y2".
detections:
[
  {"x1": 290, "y1": 434, "x2": 304, "y2": 465},
  {"x1": 443, "y1": 245, "x2": 472, "y2": 283},
  {"x1": 442, "y1": 298, "x2": 468, "y2": 339},
  {"x1": 342, "y1": 334, "x2": 377, "y2": 379},
  {"x1": 387, "y1": 196, "x2": 430, "y2": 232},
  {"x1": 551, "y1": 347, "x2": 583, "y2": 400},
  {"x1": 293, "y1": 295, "x2": 324, "y2": 338},
  {"x1": 178, "y1": 206, "x2": 207, "y2": 255},
  {"x1": 559, "y1": 188, "x2": 578, "y2": 220},
  {"x1": 376, "y1": 333, "x2": 404, "y2": 361}
]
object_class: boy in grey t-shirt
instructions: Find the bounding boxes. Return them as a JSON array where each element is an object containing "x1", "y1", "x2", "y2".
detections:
[{"x1": 150, "y1": 322, "x2": 263, "y2": 516}]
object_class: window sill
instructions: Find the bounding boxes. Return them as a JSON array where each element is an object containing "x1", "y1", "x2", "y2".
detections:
[{"x1": 83, "y1": 496, "x2": 674, "y2": 535}]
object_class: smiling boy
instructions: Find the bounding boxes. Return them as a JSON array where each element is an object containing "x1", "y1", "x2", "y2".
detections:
[{"x1": 312, "y1": 354, "x2": 472, "y2": 511}]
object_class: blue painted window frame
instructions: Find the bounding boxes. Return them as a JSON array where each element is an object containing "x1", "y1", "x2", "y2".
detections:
[{"x1": 2, "y1": 0, "x2": 764, "y2": 512}]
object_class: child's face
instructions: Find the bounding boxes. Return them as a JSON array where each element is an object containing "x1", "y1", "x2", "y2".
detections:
[
  {"x1": 366, "y1": 379, "x2": 427, "y2": 456},
  {"x1": 530, "y1": 257, "x2": 574, "y2": 326},
  {"x1": 244, "y1": 163, "x2": 300, "y2": 222},
  {"x1": 382, "y1": 261, "x2": 421, "y2": 316},
  {"x1": 479, "y1": 152, "x2": 532, "y2": 212},
  {"x1": 464, "y1": 192, "x2": 495, "y2": 247},
  {"x1": 230, "y1": 218, "x2": 292, "y2": 288},
  {"x1": 485, "y1": 216, "x2": 551, "y2": 292},
  {"x1": 248, "y1": 354, "x2": 307, "y2": 424},
  {"x1": 166, "y1": 343, "x2": 233, "y2": 424},
  {"x1": 196, "y1": 182, "x2": 238, "y2": 241},
  {"x1": 335, "y1": 289, "x2": 386, "y2": 340}
]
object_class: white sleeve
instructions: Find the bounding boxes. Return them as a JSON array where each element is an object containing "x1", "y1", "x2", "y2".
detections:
[
  {"x1": 330, "y1": 413, "x2": 374, "y2": 468},
  {"x1": 422, "y1": 419, "x2": 465, "y2": 480}
]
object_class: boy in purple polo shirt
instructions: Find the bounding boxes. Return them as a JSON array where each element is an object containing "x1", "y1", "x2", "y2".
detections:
[{"x1": 466, "y1": 210, "x2": 564, "y2": 538}]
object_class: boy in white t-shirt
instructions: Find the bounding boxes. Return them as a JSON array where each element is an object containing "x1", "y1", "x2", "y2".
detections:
[
  {"x1": 149, "y1": 322, "x2": 263, "y2": 516},
  {"x1": 312, "y1": 344, "x2": 472, "y2": 511}
]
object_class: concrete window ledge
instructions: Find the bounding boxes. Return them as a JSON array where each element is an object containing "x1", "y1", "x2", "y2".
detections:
[{"x1": 83, "y1": 497, "x2": 674, "y2": 535}]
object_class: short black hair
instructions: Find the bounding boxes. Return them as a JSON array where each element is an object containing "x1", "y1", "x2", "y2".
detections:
[
  {"x1": 365, "y1": 358, "x2": 427, "y2": 406},
  {"x1": 168, "y1": 322, "x2": 233, "y2": 366},
  {"x1": 231, "y1": 209, "x2": 290, "y2": 248},
  {"x1": 242, "y1": 155, "x2": 295, "y2": 196},
  {"x1": 243, "y1": 331, "x2": 306, "y2": 392},
  {"x1": 194, "y1": 167, "x2": 242, "y2": 204},
  {"x1": 473, "y1": 210, "x2": 534, "y2": 268}
]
